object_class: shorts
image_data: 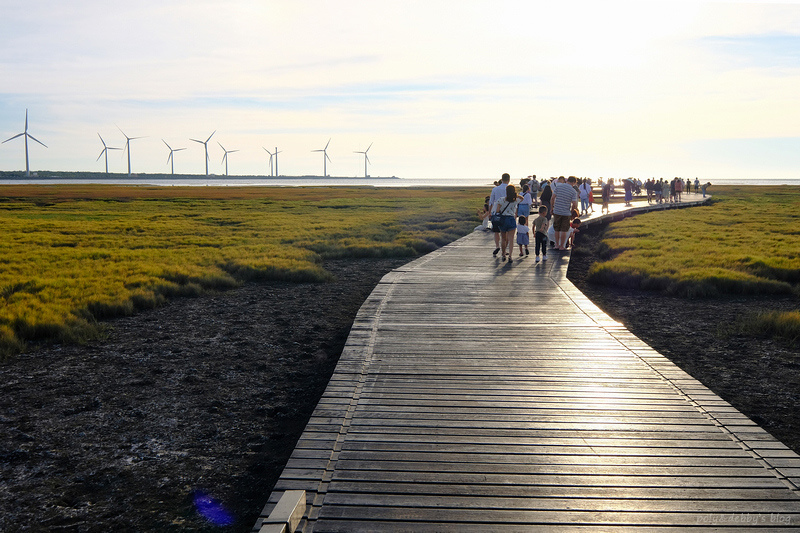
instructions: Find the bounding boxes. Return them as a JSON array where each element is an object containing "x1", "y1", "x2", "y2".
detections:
[
  {"x1": 517, "y1": 204, "x2": 530, "y2": 218},
  {"x1": 498, "y1": 215, "x2": 516, "y2": 232},
  {"x1": 552, "y1": 214, "x2": 571, "y2": 232}
]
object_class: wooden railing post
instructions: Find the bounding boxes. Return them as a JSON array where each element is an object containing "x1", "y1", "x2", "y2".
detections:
[{"x1": 258, "y1": 490, "x2": 306, "y2": 533}]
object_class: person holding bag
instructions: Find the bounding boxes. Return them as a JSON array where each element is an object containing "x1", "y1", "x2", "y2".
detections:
[{"x1": 494, "y1": 184, "x2": 521, "y2": 263}]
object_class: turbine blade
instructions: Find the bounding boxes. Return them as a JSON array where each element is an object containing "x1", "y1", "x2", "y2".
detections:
[
  {"x1": 116, "y1": 124, "x2": 129, "y2": 139},
  {"x1": 206, "y1": 131, "x2": 216, "y2": 143},
  {"x1": 98, "y1": 133, "x2": 107, "y2": 147},
  {"x1": 230, "y1": 150, "x2": 239, "y2": 153},
  {"x1": 167, "y1": 152, "x2": 173, "y2": 164},
  {"x1": 25, "y1": 109, "x2": 29, "y2": 132},
  {"x1": 2, "y1": 133, "x2": 25, "y2": 143},
  {"x1": 27, "y1": 134, "x2": 47, "y2": 148},
  {"x1": 97, "y1": 149, "x2": 105, "y2": 162},
  {"x1": 324, "y1": 138, "x2": 331, "y2": 149},
  {"x1": 217, "y1": 141, "x2": 225, "y2": 150},
  {"x1": 326, "y1": 153, "x2": 331, "y2": 162},
  {"x1": 366, "y1": 142, "x2": 373, "y2": 152},
  {"x1": 365, "y1": 154, "x2": 371, "y2": 164},
  {"x1": 190, "y1": 138, "x2": 203, "y2": 144},
  {"x1": 174, "y1": 148, "x2": 186, "y2": 152},
  {"x1": 163, "y1": 139, "x2": 172, "y2": 150}
]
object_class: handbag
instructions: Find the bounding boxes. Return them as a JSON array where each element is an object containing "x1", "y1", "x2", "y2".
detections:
[{"x1": 490, "y1": 201, "x2": 513, "y2": 227}]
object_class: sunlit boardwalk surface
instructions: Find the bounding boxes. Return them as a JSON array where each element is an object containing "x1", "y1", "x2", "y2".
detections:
[{"x1": 256, "y1": 193, "x2": 800, "y2": 532}]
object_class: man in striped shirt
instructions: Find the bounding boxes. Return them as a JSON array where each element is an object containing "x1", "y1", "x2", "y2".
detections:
[{"x1": 551, "y1": 176, "x2": 579, "y2": 250}]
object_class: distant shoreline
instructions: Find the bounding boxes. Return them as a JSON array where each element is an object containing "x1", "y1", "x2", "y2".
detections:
[{"x1": 0, "y1": 171, "x2": 400, "y2": 181}]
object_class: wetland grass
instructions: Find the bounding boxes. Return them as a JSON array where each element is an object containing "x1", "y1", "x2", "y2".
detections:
[
  {"x1": 587, "y1": 185, "x2": 800, "y2": 343},
  {"x1": 0, "y1": 185, "x2": 483, "y2": 357}
]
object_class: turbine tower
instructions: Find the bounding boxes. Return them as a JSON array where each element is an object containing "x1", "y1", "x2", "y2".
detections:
[
  {"x1": 2, "y1": 109, "x2": 47, "y2": 177},
  {"x1": 163, "y1": 140, "x2": 186, "y2": 175},
  {"x1": 117, "y1": 125, "x2": 144, "y2": 176},
  {"x1": 218, "y1": 141, "x2": 238, "y2": 176},
  {"x1": 96, "y1": 133, "x2": 120, "y2": 175},
  {"x1": 312, "y1": 138, "x2": 331, "y2": 177},
  {"x1": 354, "y1": 142, "x2": 372, "y2": 178},
  {"x1": 263, "y1": 146, "x2": 282, "y2": 176},
  {"x1": 190, "y1": 131, "x2": 215, "y2": 176}
]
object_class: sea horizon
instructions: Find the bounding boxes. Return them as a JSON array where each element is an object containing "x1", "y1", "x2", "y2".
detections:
[{"x1": 0, "y1": 173, "x2": 799, "y2": 188}]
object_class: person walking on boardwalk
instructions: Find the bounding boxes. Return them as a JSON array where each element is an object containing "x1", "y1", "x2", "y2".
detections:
[
  {"x1": 516, "y1": 215, "x2": 530, "y2": 257},
  {"x1": 579, "y1": 178, "x2": 592, "y2": 216},
  {"x1": 532, "y1": 205, "x2": 548, "y2": 262},
  {"x1": 622, "y1": 178, "x2": 633, "y2": 206},
  {"x1": 551, "y1": 176, "x2": 579, "y2": 251},
  {"x1": 601, "y1": 178, "x2": 613, "y2": 214},
  {"x1": 489, "y1": 173, "x2": 511, "y2": 256},
  {"x1": 518, "y1": 184, "x2": 533, "y2": 221},
  {"x1": 539, "y1": 179, "x2": 553, "y2": 221},
  {"x1": 529, "y1": 175, "x2": 540, "y2": 207},
  {"x1": 494, "y1": 184, "x2": 521, "y2": 262}
]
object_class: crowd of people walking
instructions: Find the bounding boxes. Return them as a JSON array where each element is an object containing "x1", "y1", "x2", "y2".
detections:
[{"x1": 478, "y1": 173, "x2": 711, "y2": 263}]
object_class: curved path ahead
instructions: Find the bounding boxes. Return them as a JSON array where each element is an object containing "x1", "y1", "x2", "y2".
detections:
[{"x1": 255, "y1": 193, "x2": 800, "y2": 532}]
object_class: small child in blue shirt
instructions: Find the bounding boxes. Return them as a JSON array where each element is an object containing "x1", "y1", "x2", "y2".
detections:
[{"x1": 516, "y1": 215, "x2": 530, "y2": 257}]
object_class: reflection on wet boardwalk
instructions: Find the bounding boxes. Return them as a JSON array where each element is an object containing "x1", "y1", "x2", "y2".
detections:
[{"x1": 255, "y1": 194, "x2": 800, "y2": 532}]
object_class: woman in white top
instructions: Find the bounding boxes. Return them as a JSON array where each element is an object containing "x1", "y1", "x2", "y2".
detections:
[
  {"x1": 494, "y1": 185, "x2": 521, "y2": 263},
  {"x1": 579, "y1": 178, "x2": 592, "y2": 216}
]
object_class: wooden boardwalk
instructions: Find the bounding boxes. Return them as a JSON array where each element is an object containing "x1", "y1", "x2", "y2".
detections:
[{"x1": 255, "y1": 193, "x2": 800, "y2": 531}]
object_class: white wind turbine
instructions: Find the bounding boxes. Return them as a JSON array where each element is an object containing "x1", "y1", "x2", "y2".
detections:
[
  {"x1": 312, "y1": 138, "x2": 331, "y2": 177},
  {"x1": 96, "y1": 133, "x2": 121, "y2": 174},
  {"x1": 117, "y1": 125, "x2": 144, "y2": 176},
  {"x1": 218, "y1": 141, "x2": 238, "y2": 176},
  {"x1": 190, "y1": 131, "x2": 215, "y2": 176},
  {"x1": 163, "y1": 140, "x2": 186, "y2": 175},
  {"x1": 2, "y1": 109, "x2": 47, "y2": 177},
  {"x1": 354, "y1": 142, "x2": 373, "y2": 178},
  {"x1": 263, "y1": 146, "x2": 282, "y2": 176}
]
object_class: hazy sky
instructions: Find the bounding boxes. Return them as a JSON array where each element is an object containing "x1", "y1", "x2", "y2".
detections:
[{"x1": 2, "y1": 0, "x2": 800, "y2": 179}]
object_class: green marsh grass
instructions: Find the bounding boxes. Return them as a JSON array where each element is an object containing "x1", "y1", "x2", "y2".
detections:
[
  {"x1": 0, "y1": 185, "x2": 483, "y2": 357},
  {"x1": 588, "y1": 186, "x2": 800, "y2": 298}
]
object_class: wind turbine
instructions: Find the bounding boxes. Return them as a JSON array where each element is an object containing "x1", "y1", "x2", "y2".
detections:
[
  {"x1": 163, "y1": 140, "x2": 186, "y2": 175},
  {"x1": 354, "y1": 142, "x2": 372, "y2": 178},
  {"x1": 263, "y1": 146, "x2": 282, "y2": 176},
  {"x1": 312, "y1": 138, "x2": 331, "y2": 177},
  {"x1": 190, "y1": 131, "x2": 215, "y2": 176},
  {"x1": 218, "y1": 141, "x2": 238, "y2": 176},
  {"x1": 2, "y1": 109, "x2": 47, "y2": 177},
  {"x1": 117, "y1": 125, "x2": 144, "y2": 176},
  {"x1": 96, "y1": 133, "x2": 121, "y2": 174}
]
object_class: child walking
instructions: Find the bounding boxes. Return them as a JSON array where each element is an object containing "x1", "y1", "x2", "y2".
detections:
[
  {"x1": 532, "y1": 206, "x2": 548, "y2": 262},
  {"x1": 517, "y1": 216, "x2": 530, "y2": 257}
]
